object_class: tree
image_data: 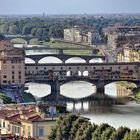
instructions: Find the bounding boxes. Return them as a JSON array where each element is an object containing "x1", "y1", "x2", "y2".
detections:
[
  {"x1": 0, "y1": 93, "x2": 12, "y2": 104},
  {"x1": 0, "y1": 33, "x2": 5, "y2": 40},
  {"x1": 22, "y1": 26, "x2": 32, "y2": 35},
  {"x1": 9, "y1": 24, "x2": 18, "y2": 34},
  {"x1": 49, "y1": 114, "x2": 140, "y2": 140}
]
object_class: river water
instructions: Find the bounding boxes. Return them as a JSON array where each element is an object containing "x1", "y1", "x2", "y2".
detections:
[{"x1": 19, "y1": 45, "x2": 140, "y2": 129}]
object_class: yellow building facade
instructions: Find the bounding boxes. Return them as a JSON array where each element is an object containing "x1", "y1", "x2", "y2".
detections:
[{"x1": 117, "y1": 45, "x2": 140, "y2": 62}]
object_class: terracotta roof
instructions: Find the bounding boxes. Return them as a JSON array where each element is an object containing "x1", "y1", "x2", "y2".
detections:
[
  {"x1": 6, "y1": 114, "x2": 21, "y2": 124},
  {"x1": 0, "y1": 109, "x2": 18, "y2": 119}
]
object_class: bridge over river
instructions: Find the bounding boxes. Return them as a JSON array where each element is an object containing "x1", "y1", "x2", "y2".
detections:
[{"x1": 25, "y1": 62, "x2": 140, "y2": 101}]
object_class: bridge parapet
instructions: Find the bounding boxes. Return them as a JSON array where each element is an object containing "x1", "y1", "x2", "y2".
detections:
[
  {"x1": 25, "y1": 54, "x2": 105, "y2": 64},
  {"x1": 25, "y1": 62, "x2": 140, "y2": 85}
]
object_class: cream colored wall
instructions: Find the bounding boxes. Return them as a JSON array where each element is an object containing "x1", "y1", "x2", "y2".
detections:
[
  {"x1": 21, "y1": 122, "x2": 33, "y2": 138},
  {"x1": 0, "y1": 119, "x2": 10, "y2": 134},
  {"x1": 33, "y1": 121, "x2": 55, "y2": 140}
]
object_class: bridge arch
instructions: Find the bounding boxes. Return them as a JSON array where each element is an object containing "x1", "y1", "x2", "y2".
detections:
[
  {"x1": 38, "y1": 56, "x2": 63, "y2": 63},
  {"x1": 65, "y1": 57, "x2": 86, "y2": 63},
  {"x1": 60, "y1": 81, "x2": 94, "y2": 98},
  {"x1": 104, "y1": 80, "x2": 138, "y2": 87},
  {"x1": 89, "y1": 58, "x2": 103, "y2": 63},
  {"x1": 10, "y1": 38, "x2": 28, "y2": 44},
  {"x1": 25, "y1": 82, "x2": 51, "y2": 98},
  {"x1": 25, "y1": 58, "x2": 35, "y2": 64}
]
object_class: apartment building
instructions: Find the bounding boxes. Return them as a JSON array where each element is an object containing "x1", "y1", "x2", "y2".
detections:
[
  {"x1": 0, "y1": 105, "x2": 55, "y2": 140},
  {"x1": 117, "y1": 44, "x2": 140, "y2": 62},
  {"x1": 64, "y1": 26, "x2": 100, "y2": 45},
  {"x1": 104, "y1": 26, "x2": 140, "y2": 62},
  {"x1": 0, "y1": 40, "x2": 25, "y2": 87}
]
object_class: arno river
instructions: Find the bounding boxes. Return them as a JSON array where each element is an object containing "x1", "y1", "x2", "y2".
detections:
[{"x1": 15, "y1": 44, "x2": 140, "y2": 130}]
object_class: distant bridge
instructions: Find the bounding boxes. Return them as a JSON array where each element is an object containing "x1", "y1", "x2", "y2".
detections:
[
  {"x1": 5, "y1": 36, "x2": 35, "y2": 43},
  {"x1": 22, "y1": 46, "x2": 104, "y2": 55},
  {"x1": 25, "y1": 62, "x2": 140, "y2": 101},
  {"x1": 25, "y1": 54, "x2": 105, "y2": 64}
]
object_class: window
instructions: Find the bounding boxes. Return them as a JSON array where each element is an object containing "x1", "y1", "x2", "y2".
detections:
[
  {"x1": 19, "y1": 71, "x2": 21, "y2": 74},
  {"x1": 12, "y1": 126, "x2": 15, "y2": 133},
  {"x1": 18, "y1": 60, "x2": 21, "y2": 63},
  {"x1": 3, "y1": 80, "x2": 7, "y2": 83},
  {"x1": 17, "y1": 127, "x2": 20, "y2": 134},
  {"x1": 12, "y1": 65, "x2": 14, "y2": 69},
  {"x1": 38, "y1": 127, "x2": 44, "y2": 137},
  {"x1": 12, "y1": 75, "x2": 14, "y2": 79},
  {"x1": 3, "y1": 60, "x2": 6, "y2": 64},
  {"x1": 28, "y1": 126, "x2": 31, "y2": 137},
  {"x1": 12, "y1": 71, "x2": 14, "y2": 74},
  {"x1": 19, "y1": 75, "x2": 21, "y2": 79},
  {"x1": 3, "y1": 121, "x2": 5, "y2": 128},
  {"x1": 3, "y1": 75, "x2": 7, "y2": 78}
]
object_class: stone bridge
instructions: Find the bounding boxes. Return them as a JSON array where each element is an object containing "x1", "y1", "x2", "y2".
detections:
[
  {"x1": 5, "y1": 36, "x2": 35, "y2": 44},
  {"x1": 25, "y1": 62, "x2": 140, "y2": 101},
  {"x1": 25, "y1": 54, "x2": 105, "y2": 64}
]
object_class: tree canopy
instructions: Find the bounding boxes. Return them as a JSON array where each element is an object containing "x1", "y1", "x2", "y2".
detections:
[
  {"x1": 1, "y1": 16, "x2": 140, "y2": 41},
  {"x1": 0, "y1": 93, "x2": 12, "y2": 104},
  {"x1": 49, "y1": 113, "x2": 139, "y2": 140}
]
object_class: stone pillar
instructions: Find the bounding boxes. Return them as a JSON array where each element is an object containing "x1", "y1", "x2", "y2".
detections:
[
  {"x1": 62, "y1": 59, "x2": 65, "y2": 64},
  {"x1": 73, "y1": 102, "x2": 76, "y2": 110},
  {"x1": 81, "y1": 101, "x2": 84, "y2": 110},
  {"x1": 59, "y1": 49, "x2": 63, "y2": 55},
  {"x1": 86, "y1": 59, "x2": 89, "y2": 63},
  {"x1": 34, "y1": 59, "x2": 38, "y2": 64},
  {"x1": 50, "y1": 81, "x2": 60, "y2": 102},
  {"x1": 96, "y1": 80, "x2": 105, "y2": 94}
]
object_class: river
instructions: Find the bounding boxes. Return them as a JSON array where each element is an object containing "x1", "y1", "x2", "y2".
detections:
[{"x1": 17, "y1": 45, "x2": 140, "y2": 129}]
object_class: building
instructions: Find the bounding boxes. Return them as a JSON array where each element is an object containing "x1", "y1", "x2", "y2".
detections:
[
  {"x1": 0, "y1": 40, "x2": 25, "y2": 87},
  {"x1": 64, "y1": 26, "x2": 100, "y2": 45},
  {"x1": 117, "y1": 44, "x2": 140, "y2": 62},
  {"x1": 0, "y1": 105, "x2": 55, "y2": 140},
  {"x1": 104, "y1": 26, "x2": 140, "y2": 51},
  {"x1": 104, "y1": 26, "x2": 140, "y2": 62}
]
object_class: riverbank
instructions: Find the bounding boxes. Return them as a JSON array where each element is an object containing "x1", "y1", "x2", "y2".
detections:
[
  {"x1": 135, "y1": 91, "x2": 140, "y2": 103},
  {"x1": 117, "y1": 81, "x2": 140, "y2": 103}
]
